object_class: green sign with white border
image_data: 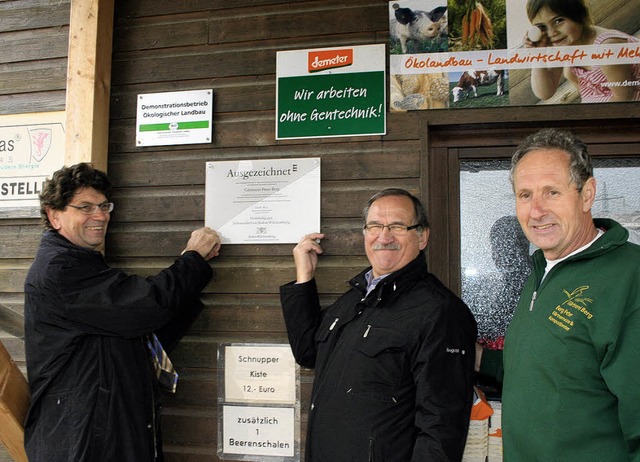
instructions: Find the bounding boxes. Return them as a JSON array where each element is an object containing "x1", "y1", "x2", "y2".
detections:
[{"x1": 276, "y1": 44, "x2": 386, "y2": 140}]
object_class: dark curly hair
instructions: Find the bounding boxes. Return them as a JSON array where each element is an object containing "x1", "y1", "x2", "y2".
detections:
[
  {"x1": 40, "y1": 163, "x2": 112, "y2": 230},
  {"x1": 526, "y1": 0, "x2": 592, "y2": 26}
]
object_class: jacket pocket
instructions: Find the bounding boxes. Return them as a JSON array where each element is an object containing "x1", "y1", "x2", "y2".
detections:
[
  {"x1": 29, "y1": 390, "x2": 73, "y2": 457},
  {"x1": 347, "y1": 326, "x2": 407, "y2": 402},
  {"x1": 315, "y1": 315, "x2": 340, "y2": 343}
]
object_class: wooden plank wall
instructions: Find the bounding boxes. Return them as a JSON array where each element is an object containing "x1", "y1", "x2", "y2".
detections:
[
  {"x1": 0, "y1": 0, "x2": 71, "y2": 366},
  {"x1": 0, "y1": 0, "x2": 69, "y2": 115},
  {"x1": 108, "y1": 2, "x2": 415, "y2": 460},
  {"x1": 0, "y1": 3, "x2": 71, "y2": 460},
  {"x1": 1, "y1": 0, "x2": 639, "y2": 461}
]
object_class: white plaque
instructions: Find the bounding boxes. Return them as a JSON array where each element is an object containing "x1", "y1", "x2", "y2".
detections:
[
  {"x1": 205, "y1": 158, "x2": 320, "y2": 244},
  {"x1": 0, "y1": 111, "x2": 65, "y2": 217},
  {"x1": 136, "y1": 89, "x2": 213, "y2": 147},
  {"x1": 224, "y1": 345, "x2": 296, "y2": 405},
  {"x1": 222, "y1": 405, "x2": 295, "y2": 458}
]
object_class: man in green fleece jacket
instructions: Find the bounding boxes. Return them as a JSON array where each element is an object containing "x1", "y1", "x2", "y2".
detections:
[{"x1": 503, "y1": 128, "x2": 640, "y2": 461}]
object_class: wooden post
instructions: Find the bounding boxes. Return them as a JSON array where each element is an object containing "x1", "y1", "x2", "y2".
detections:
[
  {"x1": 0, "y1": 341, "x2": 29, "y2": 462},
  {"x1": 64, "y1": 0, "x2": 115, "y2": 172}
]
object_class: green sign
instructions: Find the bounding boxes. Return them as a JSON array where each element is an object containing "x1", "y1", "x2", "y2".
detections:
[
  {"x1": 276, "y1": 45, "x2": 386, "y2": 140},
  {"x1": 277, "y1": 72, "x2": 385, "y2": 139}
]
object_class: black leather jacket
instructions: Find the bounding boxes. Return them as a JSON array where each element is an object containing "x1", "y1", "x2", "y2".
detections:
[{"x1": 280, "y1": 252, "x2": 477, "y2": 462}]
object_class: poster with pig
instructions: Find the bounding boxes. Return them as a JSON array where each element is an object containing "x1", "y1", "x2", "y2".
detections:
[{"x1": 389, "y1": 0, "x2": 640, "y2": 110}]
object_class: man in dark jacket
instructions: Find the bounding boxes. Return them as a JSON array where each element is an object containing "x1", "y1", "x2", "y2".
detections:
[
  {"x1": 280, "y1": 188, "x2": 477, "y2": 462},
  {"x1": 23, "y1": 163, "x2": 222, "y2": 461}
]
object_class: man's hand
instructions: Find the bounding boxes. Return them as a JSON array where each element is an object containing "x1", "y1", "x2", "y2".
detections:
[
  {"x1": 293, "y1": 233, "x2": 325, "y2": 283},
  {"x1": 183, "y1": 227, "x2": 222, "y2": 261}
]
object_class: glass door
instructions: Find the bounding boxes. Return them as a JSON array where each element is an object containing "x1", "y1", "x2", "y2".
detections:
[{"x1": 459, "y1": 157, "x2": 640, "y2": 393}]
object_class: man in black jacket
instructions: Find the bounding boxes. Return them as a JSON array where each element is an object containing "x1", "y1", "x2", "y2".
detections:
[
  {"x1": 23, "y1": 163, "x2": 221, "y2": 461},
  {"x1": 280, "y1": 188, "x2": 477, "y2": 461}
]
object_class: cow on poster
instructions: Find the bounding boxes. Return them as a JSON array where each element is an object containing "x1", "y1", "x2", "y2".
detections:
[{"x1": 388, "y1": 0, "x2": 640, "y2": 109}]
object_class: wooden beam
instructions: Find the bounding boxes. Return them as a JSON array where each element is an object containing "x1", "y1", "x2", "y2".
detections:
[
  {"x1": 0, "y1": 341, "x2": 29, "y2": 462},
  {"x1": 64, "y1": 0, "x2": 115, "y2": 172}
]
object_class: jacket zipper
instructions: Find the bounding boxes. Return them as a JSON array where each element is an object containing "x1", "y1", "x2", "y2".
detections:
[
  {"x1": 309, "y1": 317, "x2": 341, "y2": 412},
  {"x1": 310, "y1": 302, "x2": 366, "y2": 408},
  {"x1": 145, "y1": 337, "x2": 158, "y2": 460},
  {"x1": 529, "y1": 291, "x2": 537, "y2": 311}
]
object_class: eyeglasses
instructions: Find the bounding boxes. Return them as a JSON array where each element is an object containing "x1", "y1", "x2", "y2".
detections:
[
  {"x1": 67, "y1": 202, "x2": 114, "y2": 215},
  {"x1": 363, "y1": 223, "x2": 420, "y2": 236}
]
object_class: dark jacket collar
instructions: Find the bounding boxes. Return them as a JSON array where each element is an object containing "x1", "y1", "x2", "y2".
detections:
[
  {"x1": 41, "y1": 230, "x2": 104, "y2": 258},
  {"x1": 349, "y1": 251, "x2": 428, "y2": 307}
]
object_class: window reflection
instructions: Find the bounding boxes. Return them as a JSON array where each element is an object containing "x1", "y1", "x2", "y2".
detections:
[{"x1": 460, "y1": 158, "x2": 640, "y2": 350}]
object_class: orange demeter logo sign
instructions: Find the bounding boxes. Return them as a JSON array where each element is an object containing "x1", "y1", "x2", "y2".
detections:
[{"x1": 308, "y1": 49, "x2": 353, "y2": 73}]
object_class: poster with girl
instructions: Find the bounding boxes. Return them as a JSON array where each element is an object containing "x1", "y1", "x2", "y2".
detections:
[{"x1": 388, "y1": 0, "x2": 640, "y2": 110}]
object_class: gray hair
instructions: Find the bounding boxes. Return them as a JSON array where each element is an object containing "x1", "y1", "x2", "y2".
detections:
[
  {"x1": 362, "y1": 188, "x2": 429, "y2": 229},
  {"x1": 510, "y1": 128, "x2": 593, "y2": 191}
]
